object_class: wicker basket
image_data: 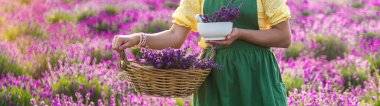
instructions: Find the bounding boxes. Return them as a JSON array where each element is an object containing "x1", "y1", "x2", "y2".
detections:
[{"x1": 118, "y1": 48, "x2": 215, "y2": 97}]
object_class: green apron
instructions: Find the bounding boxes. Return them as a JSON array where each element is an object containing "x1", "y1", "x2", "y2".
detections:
[{"x1": 193, "y1": 0, "x2": 288, "y2": 106}]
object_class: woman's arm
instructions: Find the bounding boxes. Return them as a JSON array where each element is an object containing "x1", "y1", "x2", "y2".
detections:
[
  {"x1": 207, "y1": 20, "x2": 292, "y2": 48},
  {"x1": 112, "y1": 24, "x2": 191, "y2": 50}
]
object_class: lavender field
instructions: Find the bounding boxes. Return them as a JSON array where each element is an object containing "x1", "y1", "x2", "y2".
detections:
[{"x1": 0, "y1": 0, "x2": 379, "y2": 105}]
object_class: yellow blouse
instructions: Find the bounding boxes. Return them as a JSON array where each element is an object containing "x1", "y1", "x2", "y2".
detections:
[
  {"x1": 172, "y1": 0, "x2": 291, "y2": 48},
  {"x1": 172, "y1": 0, "x2": 290, "y2": 32}
]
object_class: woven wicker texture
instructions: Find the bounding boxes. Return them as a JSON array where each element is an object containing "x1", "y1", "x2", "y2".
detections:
[{"x1": 118, "y1": 47, "x2": 215, "y2": 97}]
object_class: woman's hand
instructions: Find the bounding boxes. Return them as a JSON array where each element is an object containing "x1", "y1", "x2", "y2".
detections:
[
  {"x1": 112, "y1": 24, "x2": 190, "y2": 51},
  {"x1": 206, "y1": 28, "x2": 241, "y2": 47},
  {"x1": 112, "y1": 33, "x2": 140, "y2": 51},
  {"x1": 209, "y1": 21, "x2": 291, "y2": 48}
]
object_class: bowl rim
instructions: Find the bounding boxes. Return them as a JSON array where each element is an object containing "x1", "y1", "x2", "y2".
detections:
[{"x1": 197, "y1": 22, "x2": 233, "y2": 25}]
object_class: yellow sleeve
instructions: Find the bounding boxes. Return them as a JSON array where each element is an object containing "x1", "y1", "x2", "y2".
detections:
[
  {"x1": 264, "y1": 0, "x2": 291, "y2": 26},
  {"x1": 172, "y1": 0, "x2": 202, "y2": 32}
]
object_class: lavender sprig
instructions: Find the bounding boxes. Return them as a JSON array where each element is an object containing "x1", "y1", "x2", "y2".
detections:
[
  {"x1": 134, "y1": 47, "x2": 221, "y2": 70},
  {"x1": 199, "y1": 0, "x2": 243, "y2": 23}
]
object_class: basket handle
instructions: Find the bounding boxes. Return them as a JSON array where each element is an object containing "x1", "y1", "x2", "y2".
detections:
[
  {"x1": 117, "y1": 49, "x2": 130, "y2": 70},
  {"x1": 199, "y1": 46, "x2": 216, "y2": 60}
]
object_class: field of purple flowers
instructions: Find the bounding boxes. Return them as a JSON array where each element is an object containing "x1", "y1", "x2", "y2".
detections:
[{"x1": 0, "y1": 0, "x2": 379, "y2": 105}]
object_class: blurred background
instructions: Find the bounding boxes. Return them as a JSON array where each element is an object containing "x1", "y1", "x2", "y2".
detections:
[{"x1": 0, "y1": 0, "x2": 379, "y2": 105}]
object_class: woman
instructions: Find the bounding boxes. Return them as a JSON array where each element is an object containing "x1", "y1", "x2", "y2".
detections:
[{"x1": 113, "y1": 0, "x2": 291, "y2": 105}]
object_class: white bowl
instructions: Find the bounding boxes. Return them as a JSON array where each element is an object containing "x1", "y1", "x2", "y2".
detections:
[{"x1": 197, "y1": 22, "x2": 233, "y2": 40}]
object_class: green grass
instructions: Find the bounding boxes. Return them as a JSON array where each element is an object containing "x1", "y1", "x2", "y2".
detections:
[
  {"x1": 75, "y1": 9, "x2": 97, "y2": 22},
  {"x1": 375, "y1": 7, "x2": 380, "y2": 11},
  {"x1": 47, "y1": 9, "x2": 97, "y2": 23},
  {"x1": 52, "y1": 75, "x2": 111, "y2": 105},
  {"x1": 0, "y1": 86, "x2": 33, "y2": 106},
  {"x1": 301, "y1": 10, "x2": 311, "y2": 16},
  {"x1": 2, "y1": 23, "x2": 46, "y2": 41},
  {"x1": 45, "y1": 10, "x2": 75, "y2": 24},
  {"x1": 0, "y1": 54, "x2": 24, "y2": 77},
  {"x1": 60, "y1": 0, "x2": 87, "y2": 4},
  {"x1": 131, "y1": 48, "x2": 143, "y2": 58},
  {"x1": 32, "y1": 52, "x2": 64, "y2": 78},
  {"x1": 340, "y1": 62, "x2": 369, "y2": 90},
  {"x1": 91, "y1": 20, "x2": 120, "y2": 34},
  {"x1": 61, "y1": 0, "x2": 73, "y2": 4},
  {"x1": 283, "y1": 73, "x2": 304, "y2": 92},
  {"x1": 314, "y1": 35, "x2": 348, "y2": 60},
  {"x1": 149, "y1": 6, "x2": 157, "y2": 10},
  {"x1": 132, "y1": 20, "x2": 170, "y2": 33},
  {"x1": 351, "y1": 16, "x2": 364, "y2": 22},
  {"x1": 15, "y1": 0, "x2": 33, "y2": 4},
  {"x1": 2, "y1": 26, "x2": 21, "y2": 41},
  {"x1": 352, "y1": 2, "x2": 364, "y2": 9},
  {"x1": 360, "y1": 73, "x2": 380, "y2": 105},
  {"x1": 90, "y1": 48, "x2": 113, "y2": 64},
  {"x1": 103, "y1": 5, "x2": 122, "y2": 16},
  {"x1": 362, "y1": 32, "x2": 379, "y2": 39},
  {"x1": 0, "y1": 17, "x2": 3, "y2": 27},
  {"x1": 164, "y1": 1, "x2": 179, "y2": 8},
  {"x1": 285, "y1": 42, "x2": 304, "y2": 61},
  {"x1": 175, "y1": 97, "x2": 192, "y2": 106},
  {"x1": 175, "y1": 98, "x2": 185, "y2": 106},
  {"x1": 368, "y1": 56, "x2": 380, "y2": 73}
]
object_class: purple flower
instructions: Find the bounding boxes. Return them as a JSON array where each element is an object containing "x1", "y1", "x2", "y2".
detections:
[
  {"x1": 200, "y1": 0, "x2": 242, "y2": 23},
  {"x1": 132, "y1": 47, "x2": 220, "y2": 69}
]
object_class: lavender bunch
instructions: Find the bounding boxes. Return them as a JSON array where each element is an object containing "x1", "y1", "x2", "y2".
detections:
[
  {"x1": 133, "y1": 47, "x2": 220, "y2": 70},
  {"x1": 199, "y1": 0, "x2": 242, "y2": 23}
]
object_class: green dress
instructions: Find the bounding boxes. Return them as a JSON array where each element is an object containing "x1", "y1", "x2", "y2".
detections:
[{"x1": 193, "y1": 0, "x2": 288, "y2": 106}]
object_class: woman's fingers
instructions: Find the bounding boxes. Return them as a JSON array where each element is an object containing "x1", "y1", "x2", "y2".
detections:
[
  {"x1": 119, "y1": 42, "x2": 132, "y2": 50},
  {"x1": 208, "y1": 28, "x2": 240, "y2": 46},
  {"x1": 112, "y1": 36, "x2": 118, "y2": 49},
  {"x1": 207, "y1": 40, "x2": 231, "y2": 46},
  {"x1": 112, "y1": 35, "x2": 126, "y2": 50},
  {"x1": 226, "y1": 35, "x2": 232, "y2": 39},
  {"x1": 227, "y1": 28, "x2": 239, "y2": 39},
  {"x1": 112, "y1": 34, "x2": 140, "y2": 51}
]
